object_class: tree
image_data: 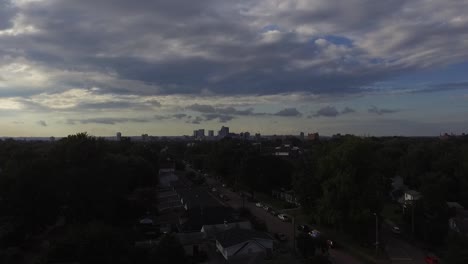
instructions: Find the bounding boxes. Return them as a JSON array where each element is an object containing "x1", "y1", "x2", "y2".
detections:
[{"x1": 150, "y1": 234, "x2": 188, "y2": 264}]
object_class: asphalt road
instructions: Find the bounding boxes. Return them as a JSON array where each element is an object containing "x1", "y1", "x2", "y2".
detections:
[{"x1": 382, "y1": 224, "x2": 426, "y2": 264}]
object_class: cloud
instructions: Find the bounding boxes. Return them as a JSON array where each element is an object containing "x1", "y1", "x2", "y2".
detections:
[
  {"x1": 312, "y1": 106, "x2": 356, "y2": 117},
  {"x1": 368, "y1": 105, "x2": 399, "y2": 115},
  {"x1": 37, "y1": 120, "x2": 47, "y2": 127},
  {"x1": 274, "y1": 108, "x2": 302, "y2": 117},
  {"x1": 203, "y1": 114, "x2": 235, "y2": 123},
  {"x1": 314, "y1": 106, "x2": 339, "y2": 117},
  {"x1": 187, "y1": 104, "x2": 260, "y2": 116},
  {"x1": 68, "y1": 117, "x2": 152, "y2": 125},
  {"x1": 412, "y1": 81, "x2": 468, "y2": 94},
  {"x1": 341, "y1": 107, "x2": 356, "y2": 114},
  {"x1": 187, "y1": 104, "x2": 216, "y2": 113},
  {"x1": 188, "y1": 116, "x2": 204, "y2": 124},
  {"x1": 173, "y1": 113, "x2": 187, "y2": 119},
  {"x1": 0, "y1": 0, "x2": 466, "y2": 100}
]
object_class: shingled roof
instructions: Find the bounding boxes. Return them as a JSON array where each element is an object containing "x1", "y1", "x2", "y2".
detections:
[{"x1": 215, "y1": 228, "x2": 273, "y2": 248}]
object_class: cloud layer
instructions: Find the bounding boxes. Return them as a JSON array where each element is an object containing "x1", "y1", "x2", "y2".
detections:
[{"x1": 0, "y1": 0, "x2": 467, "y2": 136}]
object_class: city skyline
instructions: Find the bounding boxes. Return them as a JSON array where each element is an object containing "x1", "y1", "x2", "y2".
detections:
[{"x1": 1, "y1": 0, "x2": 468, "y2": 137}]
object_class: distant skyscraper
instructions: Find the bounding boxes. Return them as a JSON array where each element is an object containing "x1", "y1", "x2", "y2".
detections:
[
  {"x1": 208, "y1": 130, "x2": 214, "y2": 137},
  {"x1": 194, "y1": 129, "x2": 205, "y2": 139},
  {"x1": 116, "y1": 132, "x2": 122, "y2": 141},
  {"x1": 219, "y1": 126, "x2": 229, "y2": 137}
]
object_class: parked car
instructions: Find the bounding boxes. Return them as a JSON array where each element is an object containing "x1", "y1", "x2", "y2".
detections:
[
  {"x1": 308, "y1": 230, "x2": 321, "y2": 238},
  {"x1": 278, "y1": 214, "x2": 290, "y2": 222},
  {"x1": 297, "y1": 224, "x2": 311, "y2": 233},
  {"x1": 391, "y1": 226, "x2": 401, "y2": 234},
  {"x1": 263, "y1": 205, "x2": 270, "y2": 211},
  {"x1": 270, "y1": 210, "x2": 278, "y2": 216},
  {"x1": 219, "y1": 194, "x2": 230, "y2": 201},
  {"x1": 425, "y1": 255, "x2": 439, "y2": 264},
  {"x1": 274, "y1": 233, "x2": 287, "y2": 241},
  {"x1": 255, "y1": 202, "x2": 264, "y2": 208}
]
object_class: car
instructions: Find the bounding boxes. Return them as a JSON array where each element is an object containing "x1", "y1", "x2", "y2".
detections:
[
  {"x1": 219, "y1": 194, "x2": 230, "y2": 201},
  {"x1": 274, "y1": 233, "x2": 287, "y2": 241},
  {"x1": 391, "y1": 226, "x2": 401, "y2": 234},
  {"x1": 278, "y1": 214, "x2": 290, "y2": 222},
  {"x1": 263, "y1": 205, "x2": 270, "y2": 211},
  {"x1": 308, "y1": 229, "x2": 321, "y2": 238},
  {"x1": 255, "y1": 202, "x2": 264, "y2": 208},
  {"x1": 211, "y1": 187, "x2": 217, "y2": 192},
  {"x1": 270, "y1": 210, "x2": 278, "y2": 216},
  {"x1": 297, "y1": 224, "x2": 311, "y2": 233},
  {"x1": 425, "y1": 255, "x2": 439, "y2": 264}
]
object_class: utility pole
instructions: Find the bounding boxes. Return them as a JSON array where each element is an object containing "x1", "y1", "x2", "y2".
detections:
[
  {"x1": 292, "y1": 216, "x2": 296, "y2": 256},
  {"x1": 374, "y1": 213, "x2": 379, "y2": 255},
  {"x1": 411, "y1": 203, "x2": 415, "y2": 236}
]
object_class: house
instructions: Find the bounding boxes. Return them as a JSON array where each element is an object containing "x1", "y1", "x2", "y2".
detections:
[
  {"x1": 215, "y1": 228, "x2": 274, "y2": 260},
  {"x1": 201, "y1": 221, "x2": 252, "y2": 239},
  {"x1": 404, "y1": 190, "x2": 422, "y2": 202},
  {"x1": 390, "y1": 176, "x2": 408, "y2": 201},
  {"x1": 175, "y1": 232, "x2": 206, "y2": 256},
  {"x1": 272, "y1": 189, "x2": 300, "y2": 206},
  {"x1": 447, "y1": 202, "x2": 468, "y2": 236}
]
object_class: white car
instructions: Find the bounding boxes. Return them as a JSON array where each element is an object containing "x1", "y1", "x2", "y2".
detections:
[
  {"x1": 278, "y1": 214, "x2": 290, "y2": 222},
  {"x1": 255, "y1": 202, "x2": 263, "y2": 208}
]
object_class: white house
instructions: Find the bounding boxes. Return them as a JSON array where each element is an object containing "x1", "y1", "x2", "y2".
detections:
[
  {"x1": 215, "y1": 228, "x2": 273, "y2": 260},
  {"x1": 404, "y1": 190, "x2": 422, "y2": 202}
]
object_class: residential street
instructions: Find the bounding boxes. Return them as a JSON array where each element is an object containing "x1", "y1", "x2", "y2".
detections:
[
  {"x1": 382, "y1": 224, "x2": 426, "y2": 264},
  {"x1": 204, "y1": 176, "x2": 363, "y2": 264}
]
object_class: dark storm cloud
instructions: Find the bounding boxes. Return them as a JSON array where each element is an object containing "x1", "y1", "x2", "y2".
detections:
[
  {"x1": 368, "y1": 105, "x2": 399, "y2": 115},
  {"x1": 173, "y1": 114, "x2": 187, "y2": 119},
  {"x1": 37, "y1": 120, "x2": 47, "y2": 127},
  {"x1": 1, "y1": 0, "x2": 467, "y2": 99},
  {"x1": 274, "y1": 108, "x2": 302, "y2": 117},
  {"x1": 314, "y1": 106, "x2": 339, "y2": 117}
]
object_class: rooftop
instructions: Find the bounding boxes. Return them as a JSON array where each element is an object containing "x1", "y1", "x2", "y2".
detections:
[{"x1": 215, "y1": 228, "x2": 273, "y2": 248}]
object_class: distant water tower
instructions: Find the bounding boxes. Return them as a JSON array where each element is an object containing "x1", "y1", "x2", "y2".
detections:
[{"x1": 116, "y1": 132, "x2": 122, "y2": 141}]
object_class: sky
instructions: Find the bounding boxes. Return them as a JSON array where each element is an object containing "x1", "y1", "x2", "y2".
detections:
[{"x1": 0, "y1": 0, "x2": 467, "y2": 137}]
